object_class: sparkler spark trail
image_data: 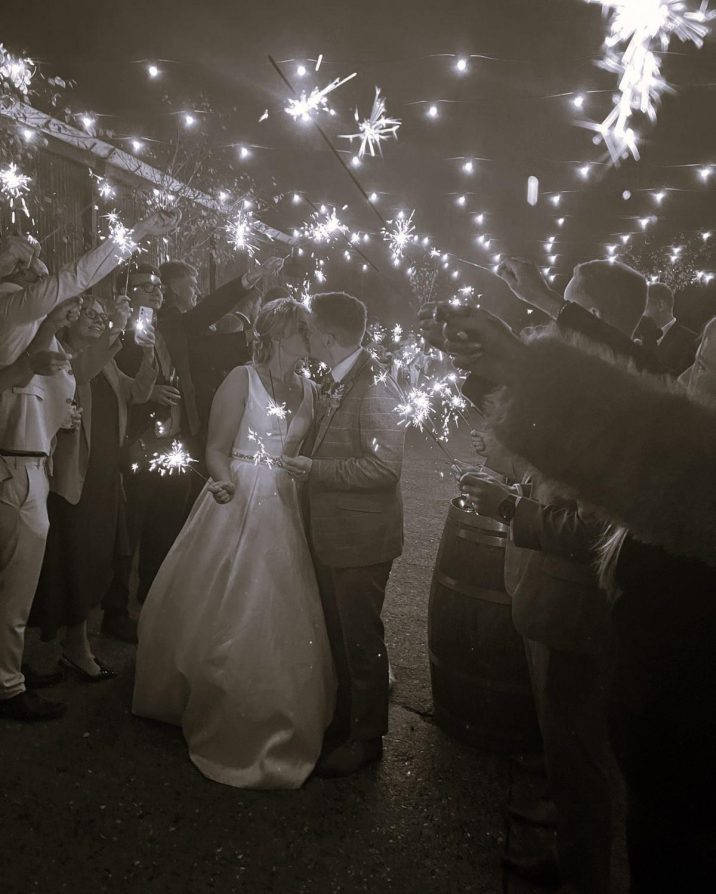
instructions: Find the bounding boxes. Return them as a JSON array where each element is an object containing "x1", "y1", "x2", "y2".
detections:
[
  {"x1": 340, "y1": 87, "x2": 402, "y2": 158},
  {"x1": 266, "y1": 399, "x2": 289, "y2": 421},
  {"x1": 284, "y1": 71, "x2": 357, "y2": 121},
  {"x1": 247, "y1": 428, "x2": 279, "y2": 467},
  {"x1": 105, "y1": 212, "x2": 141, "y2": 256},
  {"x1": 149, "y1": 440, "x2": 206, "y2": 479},
  {"x1": 0, "y1": 45, "x2": 34, "y2": 94},
  {"x1": 90, "y1": 171, "x2": 116, "y2": 200},
  {"x1": 0, "y1": 163, "x2": 31, "y2": 223},
  {"x1": 588, "y1": 0, "x2": 716, "y2": 161},
  {"x1": 383, "y1": 211, "x2": 416, "y2": 260},
  {"x1": 226, "y1": 208, "x2": 261, "y2": 257},
  {"x1": 304, "y1": 207, "x2": 347, "y2": 244}
]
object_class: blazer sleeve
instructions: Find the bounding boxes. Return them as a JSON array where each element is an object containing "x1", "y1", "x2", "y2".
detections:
[
  {"x1": 0, "y1": 239, "x2": 132, "y2": 329},
  {"x1": 310, "y1": 377, "x2": 405, "y2": 491},
  {"x1": 511, "y1": 497, "x2": 604, "y2": 565},
  {"x1": 180, "y1": 275, "x2": 254, "y2": 335}
]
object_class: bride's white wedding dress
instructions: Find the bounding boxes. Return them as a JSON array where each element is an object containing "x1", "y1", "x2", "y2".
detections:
[{"x1": 132, "y1": 365, "x2": 336, "y2": 789}]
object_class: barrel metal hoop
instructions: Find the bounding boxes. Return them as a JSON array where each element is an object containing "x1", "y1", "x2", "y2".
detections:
[
  {"x1": 452, "y1": 527, "x2": 508, "y2": 548},
  {"x1": 434, "y1": 571, "x2": 512, "y2": 605},
  {"x1": 430, "y1": 650, "x2": 529, "y2": 694}
]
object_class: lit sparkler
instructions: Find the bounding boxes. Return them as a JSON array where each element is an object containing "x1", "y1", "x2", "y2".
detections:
[
  {"x1": 149, "y1": 440, "x2": 206, "y2": 479},
  {"x1": 247, "y1": 428, "x2": 279, "y2": 468},
  {"x1": 284, "y1": 71, "x2": 357, "y2": 121},
  {"x1": 0, "y1": 45, "x2": 34, "y2": 94},
  {"x1": 0, "y1": 163, "x2": 31, "y2": 223},
  {"x1": 383, "y1": 211, "x2": 416, "y2": 260},
  {"x1": 227, "y1": 208, "x2": 260, "y2": 257},
  {"x1": 588, "y1": 0, "x2": 716, "y2": 162},
  {"x1": 105, "y1": 211, "x2": 141, "y2": 256},
  {"x1": 340, "y1": 87, "x2": 401, "y2": 158},
  {"x1": 90, "y1": 171, "x2": 116, "y2": 200},
  {"x1": 304, "y1": 207, "x2": 346, "y2": 244}
]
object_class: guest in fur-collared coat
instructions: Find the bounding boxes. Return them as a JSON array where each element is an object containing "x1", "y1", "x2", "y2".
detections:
[{"x1": 432, "y1": 305, "x2": 716, "y2": 893}]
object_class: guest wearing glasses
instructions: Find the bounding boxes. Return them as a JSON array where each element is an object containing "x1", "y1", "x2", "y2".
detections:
[
  {"x1": 109, "y1": 255, "x2": 284, "y2": 614},
  {"x1": 29, "y1": 296, "x2": 157, "y2": 681}
]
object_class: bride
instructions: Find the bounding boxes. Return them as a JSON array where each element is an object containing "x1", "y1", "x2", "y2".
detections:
[{"x1": 132, "y1": 298, "x2": 336, "y2": 789}]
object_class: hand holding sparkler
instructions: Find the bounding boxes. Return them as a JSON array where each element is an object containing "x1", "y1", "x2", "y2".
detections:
[
  {"x1": 43, "y1": 296, "x2": 84, "y2": 332},
  {"x1": 457, "y1": 466, "x2": 516, "y2": 520},
  {"x1": 424, "y1": 303, "x2": 526, "y2": 387},
  {"x1": 0, "y1": 233, "x2": 44, "y2": 279},
  {"x1": 134, "y1": 208, "x2": 182, "y2": 239},
  {"x1": 496, "y1": 257, "x2": 562, "y2": 318},
  {"x1": 151, "y1": 383, "x2": 181, "y2": 407}
]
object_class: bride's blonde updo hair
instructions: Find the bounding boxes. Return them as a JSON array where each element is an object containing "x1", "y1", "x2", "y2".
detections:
[{"x1": 252, "y1": 297, "x2": 306, "y2": 365}]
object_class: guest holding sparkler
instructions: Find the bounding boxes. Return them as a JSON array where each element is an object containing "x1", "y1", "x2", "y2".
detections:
[
  {"x1": 28, "y1": 296, "x2": 157, "y2": 681},
  {"x1": 0, "y1": 210, "x2": 178, "y2": 722},
  {"x1": 111, "y1": 254, "x2": 285, "y2": 612},
  {"x1": 133, "y1": 298, "x2": 336, "y2": 789},
  {"x1": 422, "y1": 299, "x2": 716, "y2": 891}
]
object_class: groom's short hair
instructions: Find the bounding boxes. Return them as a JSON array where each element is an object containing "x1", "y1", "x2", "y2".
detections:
[{"x1": 311, "y1": 292, "x2": 367, "y2": 346}]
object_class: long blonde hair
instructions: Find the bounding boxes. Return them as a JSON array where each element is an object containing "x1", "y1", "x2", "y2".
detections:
[{"x1": 252, "y1": 298, "x2": 305, "y2": 365}]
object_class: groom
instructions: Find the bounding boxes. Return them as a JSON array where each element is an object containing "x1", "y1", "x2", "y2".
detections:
[{"x1": 282, "y1": 292, "x2": 405, "y2": 777}]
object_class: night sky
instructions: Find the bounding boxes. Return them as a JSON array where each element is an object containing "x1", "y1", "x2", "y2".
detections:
[{"x1": 4, "y1": 0, "x2": 716, "y2": 323}]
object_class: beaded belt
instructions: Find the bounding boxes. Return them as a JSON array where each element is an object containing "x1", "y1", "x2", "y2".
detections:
[{"x1": 231, "y1": 449, "x2": 284, "y2": 468}]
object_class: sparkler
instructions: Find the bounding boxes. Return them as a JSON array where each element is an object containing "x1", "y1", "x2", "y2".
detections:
[
  {"x1": 383, "y1": 211, "x2": 416, "y2": 260},
  {"x1": 105, "y1": 211, "x2": 141, "y2": 256},
  {"x1": 588, "y1": 0, "x2": 716, "y2": 162},
  {"x1": 90, "y1": 171, "x2": 116, "y2": 200},
  {"x1": 304, "y1": 207, "x2": 346, "y2": 244},
  {"x1": 284, "y1": 71, "x2": 357, "y2": 121},
  {"x1": 395, "y1": 385, "x2": 457, "y2": 463},
  {"x1": 226, "y1": 208, "x2": 260, "y2": 257},
  {"x1": 247, "y1": 428, "x2": 279, "y2": 468},
  {"x1": 0, "y1": 163, "x2": 31, "y2": 223},
  {"x1": 340, "y1": 87, "x2": 401, "y2": 158},
  {"x1": 0, "y1": 45, "x2": 34, "y2": 94},
  {"x1": 149, "y1": 440, "x2": 206, "y2": 479}
]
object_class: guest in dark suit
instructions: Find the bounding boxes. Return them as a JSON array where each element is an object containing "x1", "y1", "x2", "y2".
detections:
[
  {"x1": 424, "y1": 302, "x2": 716, "y2": 892},
  {"x1": 633, "y1": 281, "x2": 699, "y2": 375},
  {"x1": 282, "y1": 292, "x2": 406, "y2": 777},
  {"x1": 30, "y1": 296, "x2": 156, "y2": 679}
]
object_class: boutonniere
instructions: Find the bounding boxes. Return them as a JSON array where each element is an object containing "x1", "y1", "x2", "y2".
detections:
[{"x1": 327, "y1": 383, "x2": 347, "y2": 410}]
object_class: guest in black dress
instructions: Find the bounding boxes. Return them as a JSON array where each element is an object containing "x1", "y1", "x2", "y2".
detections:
[{"x1": 30, "y1": 297, "x2": 156, "y2": 680}]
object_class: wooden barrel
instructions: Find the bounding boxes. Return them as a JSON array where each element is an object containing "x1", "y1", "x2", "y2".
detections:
[{"x1": 428, "y1": 498, "x2": 541, "y2": 753}]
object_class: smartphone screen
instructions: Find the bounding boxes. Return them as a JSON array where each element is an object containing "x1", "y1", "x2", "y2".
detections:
[{"x1": 135, "y1": 306, "x2": 154, "y2": 341}]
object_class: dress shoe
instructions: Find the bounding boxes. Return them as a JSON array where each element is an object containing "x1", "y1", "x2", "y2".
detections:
[
  {"x1": 101, "y1": 612, "x2": 138, "y2": 644},
  {"x1": 508, "y1": 798, "x2": 559, "y2": 828},
  {"x1": 60, "y1": 654, "x2": 117, "y2": 683},
  {"x1": 314, "y1": 738, "x2": 383, "y2": 778},
  {"x1": 502, "y1": 849, "x2": 560, "y2": 885},
  {"x1": 21, "y1": 663, "x2": 64, "y2": 689},
  {"x1": 0, "y1": 690, "x2": 67, "y2": 722}
]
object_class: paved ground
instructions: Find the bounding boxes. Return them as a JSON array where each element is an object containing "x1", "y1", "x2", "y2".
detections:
[{"x1": 3, "y1": 429, "x2": 629, "y2": 893}]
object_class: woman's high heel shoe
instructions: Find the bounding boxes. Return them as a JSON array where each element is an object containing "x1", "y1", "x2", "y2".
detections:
[{"x1": 59, "y1": 654, "x2": 117, "y2": 683}]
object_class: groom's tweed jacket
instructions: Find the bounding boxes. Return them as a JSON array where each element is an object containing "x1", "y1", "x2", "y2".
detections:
[{"x1": 305, "y1": 349, "x2": 405, "y2": 568}]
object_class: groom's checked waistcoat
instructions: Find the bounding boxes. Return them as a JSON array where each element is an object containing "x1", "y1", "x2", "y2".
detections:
[{"x1": 304, "y1": 350, "x2": 405, "y2": 568}]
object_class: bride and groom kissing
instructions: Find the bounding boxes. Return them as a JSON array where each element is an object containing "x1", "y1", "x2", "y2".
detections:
[{"x1": 132, "y1": 291, "x2": 406, "y2": 789}]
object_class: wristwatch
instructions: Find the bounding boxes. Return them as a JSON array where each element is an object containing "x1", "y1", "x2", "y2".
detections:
[{"x1": 497, "y1": 493, "x2": 518, "y2": 523}]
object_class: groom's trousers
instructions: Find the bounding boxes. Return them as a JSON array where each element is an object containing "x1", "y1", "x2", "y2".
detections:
[{"x1": 314, "y1": 559, "x2": 392, "y2": 742}]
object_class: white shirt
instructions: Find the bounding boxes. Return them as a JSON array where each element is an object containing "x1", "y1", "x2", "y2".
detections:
[
  {"x1": 659, "y1": 317, "x2": 677, "y2": 343},
  {"x1": 331, "y1": 347, "x2": 363, "y2": 384}
]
